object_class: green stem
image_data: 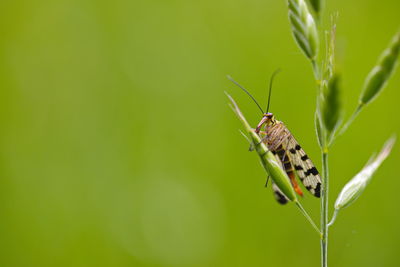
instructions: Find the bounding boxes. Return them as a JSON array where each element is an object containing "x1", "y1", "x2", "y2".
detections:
[
  {"x1": 327, "y1": 209, "x2": 338, "y2": 228},
  {"x1": 311, "y1": 59, "x2": 321, "y2": 82},
  {"x1": 295, "y1": 201, "x2": 322, "y2": 237},
  {"x1": 321, "y1": 151, "x2": 329, "y2": 267},
  {"x1": 338, "y1": 104, "x2": 363, "y2": 136}
]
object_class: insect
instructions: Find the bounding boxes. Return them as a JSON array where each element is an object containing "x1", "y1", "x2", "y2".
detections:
[{"x1": 228, "y1": 72, "x2": 322, "y2": 204}]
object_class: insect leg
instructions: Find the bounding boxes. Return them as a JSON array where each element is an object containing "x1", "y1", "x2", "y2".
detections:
[
  {"x1": 265, "y1": 176, "x2": 270, "y2": 187},
  {"x1": 281, "y1": 136, "x2": 292, "y2": 163},
  {"x1": 249, "y1": 131, "x2": 269, "y2": 151}
]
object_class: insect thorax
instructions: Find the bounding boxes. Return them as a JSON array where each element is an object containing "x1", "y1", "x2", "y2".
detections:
[{"x1": 264, "y1": 121, "x2": 291, "y2": 151}]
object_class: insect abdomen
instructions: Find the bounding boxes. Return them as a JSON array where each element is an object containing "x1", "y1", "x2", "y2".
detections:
[{"x1": 273, "y1": 146, "x2": 304, "y2": 197}]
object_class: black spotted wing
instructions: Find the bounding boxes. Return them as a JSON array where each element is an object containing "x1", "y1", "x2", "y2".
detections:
[
  {"x1": 271, "y1": 181, "x2": 289, "y2": 204},
  {"x1": 285, "y1": 137, "x2": 321, "y2": 197}
]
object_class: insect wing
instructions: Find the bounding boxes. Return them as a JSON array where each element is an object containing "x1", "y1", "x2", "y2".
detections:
[
  {"x1": 269, "y1": 152, "x2": 291, "y2": 204},
  {"x1": 271, "y1": 182, "x2": 289, "y2": 204},
  {"x1": 285, "y1": 138, "x2": 322, "y2": 197}
]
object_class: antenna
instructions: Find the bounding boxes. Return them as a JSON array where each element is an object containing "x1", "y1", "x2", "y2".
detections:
[
  {"x1": 227, "y1": 75, "x2": 264, "y2": 114},
  {"x1": 266, "y1": 69, "x2": 281, "y2": 113}
]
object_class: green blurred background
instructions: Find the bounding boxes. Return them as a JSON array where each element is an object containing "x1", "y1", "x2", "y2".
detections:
[{"x1": 0, "y1": 0, "x2": 399, "y2": 266}]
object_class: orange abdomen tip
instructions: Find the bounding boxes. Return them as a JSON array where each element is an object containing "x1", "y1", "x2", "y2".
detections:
[{"x1": 288, "y1": 171, "x2": 304, "y2": 197}]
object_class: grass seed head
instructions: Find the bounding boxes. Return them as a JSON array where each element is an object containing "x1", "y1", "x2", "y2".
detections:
[
  {"x1": 308, "y1": 0, "x2": 322, "y2": 15},
  {"x1": 320, "y1": 74, "x2": 342, "y2": 143},
  {"x1": 334, "y1": 137, "x2": 396, "y2": 210},
  {"x1": 288, "y1": 0, "x2": 319, "y2": 60},
  {"x1": 360, "y1": 32, "x2": 400, "y2": 105}
]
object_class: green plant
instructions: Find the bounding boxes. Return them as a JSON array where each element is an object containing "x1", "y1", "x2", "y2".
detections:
[{"x1": 228, "y1": 1, "x2": 399, "y2": 266}]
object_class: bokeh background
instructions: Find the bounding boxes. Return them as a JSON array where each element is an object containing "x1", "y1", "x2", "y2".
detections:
[{"x1": 0, "y1": 0, "x2": 399, "y2": 266}]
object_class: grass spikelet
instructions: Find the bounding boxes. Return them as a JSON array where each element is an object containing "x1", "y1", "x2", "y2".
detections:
[
  {"x1": 226, "y1": 93, "x2": 297, "y2": 202},
  {"x1": 360, "y1": 32, "x2": 400, "y2": 106},
  {"x1": 320, "y1": 74, "x2": 342, "y2": 144},
  {"x1": 288, "y1": 0, "x2": 319, "y2": 61},
  {"x1": 308, "y1": 0, "x2": 322, "y2": 16},
  {"x1": 332, "y1": 137, "x2": 395, "y2": 214}
]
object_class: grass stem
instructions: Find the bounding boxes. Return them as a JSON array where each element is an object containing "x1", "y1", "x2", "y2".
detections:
[
  {"x1": 338, "y1": 104, "x2": 363, "y2": 136},
  {"x1": 312, "y1": 59, "x2": 321, "y2": 82},
  {"x1": 295, "y1": 201, "x2": 322, "y2": 237},
  {"x1": 321, "y1": 151, "x2": 329, "y2": 267},
  {"x1": 327, "y1": 210, "x2": 338, "y2": 228}
]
